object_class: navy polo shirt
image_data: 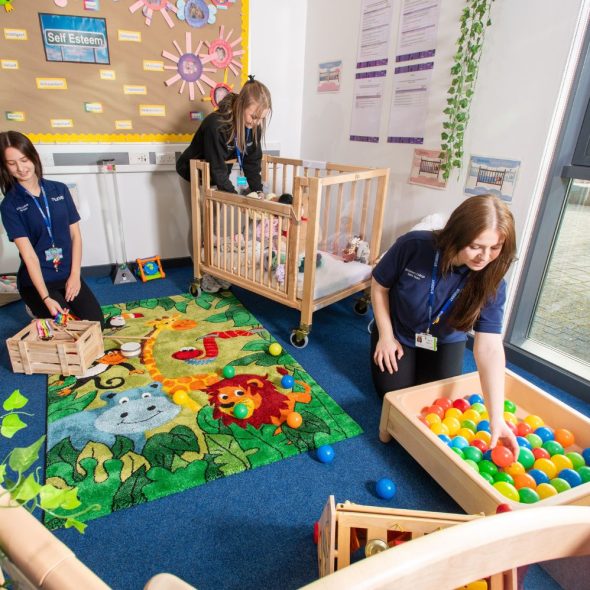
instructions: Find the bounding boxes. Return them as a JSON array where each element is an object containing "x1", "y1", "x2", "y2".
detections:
[
  {"x1": 372, "y1": 230, "x2": 506, "y2": 347},
  {"x1": 0, "y1": 179, "x2": 80, "y2": 288}
]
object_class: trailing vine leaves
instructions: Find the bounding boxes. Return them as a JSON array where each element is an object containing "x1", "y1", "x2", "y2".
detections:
[{"x1": 440, "y1": 0, "x2": 495, "y2": 180}]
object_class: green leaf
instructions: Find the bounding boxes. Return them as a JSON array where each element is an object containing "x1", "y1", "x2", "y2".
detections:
[
  {"x1": 8, "y1": 435, "x2": 45, "y2": 473},
  {"x1": 0, "y1": 464, "x2": 5, "y2": 484},
  {"x1": 1, "y1": 413, "x2": 27, "y2": 438},
  {"x1": 12, "y1": 473, "x2": 42, "y2": 502},
  {"x1": 3, "y1": 389, "x2": 28, "y2": 411},
  {"x1": 64, "y1": 518, "x2": 87, "y2": 533},
  {"x1": 39, "y1": 484, "x2": 70, "y2": 510},
  {"x1": 60, "y1": 488, "x2": 82, "y2": 511},
  {"x1": 241, "y1": 340, "x2": 272, "y2": 352}
]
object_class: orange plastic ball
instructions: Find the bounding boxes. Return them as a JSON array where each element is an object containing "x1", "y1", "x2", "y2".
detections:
[
  {"x1": 512, "y1": 473, "x2": 537, "y2": 490},
  {"x1": 505, "y1": 462, "x2": 526, "y2": 477},
  {"x1": 554, "y1": 428, "x2": 575, "y2": 448},
  {"x1": 286, "y1": 412, "x2": 302, "y2": 429},
  {"x1": 491, "y1": 446, "x2": 514, "y2": 468}
]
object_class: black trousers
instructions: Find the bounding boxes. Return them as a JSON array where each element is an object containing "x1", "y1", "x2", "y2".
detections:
[
  {"x1": 19, "y1": 278, "x2": 104, "y2": 329},
  {"x1": 370, "y1": 326, "x2": 466, "y2": 398}
]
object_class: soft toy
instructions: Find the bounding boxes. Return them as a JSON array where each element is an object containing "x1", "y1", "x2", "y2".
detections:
[
  {"x1": 342, "y1": 236, "x2": 361, "y2": 262},
  {"x1": 355, "y1": 240, "x2": 371, "y2": 264}
]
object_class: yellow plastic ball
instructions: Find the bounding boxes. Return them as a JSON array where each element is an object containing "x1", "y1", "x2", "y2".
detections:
[
  {"x1": 551, "y1": 454, "x2": 573, "y2": 473},
  {"x1": 536, "y1": 482, "x2": 558, "y2": 500},
  {"x1": 445, "y1": 408, "x2": 463, "y2": 420},
  {"x1": 493, "y1": 481, "x2": 519, "y2": 502},
  {"x1": 463, "y1": 580, "x2": 489, "y2": 590},
  {"x1": 442, "y1": 416, "x2": 461, "y2": 436},
  {"x1": 268, "y1": 342, "x2": 282, "y2": 356},
  {"x1": 479, "y1": 410, "x2": 490, "y2": 420},
  {"x1": 524, "y1": 414, "x2": 544, "y2": 430},
  {"x1": 503, "y1": 411, "x2": 518, "y2": 425},
  {"x1": 505, "y1": 462, "x2": 525, "y2": 477},
  {"x1": 474, "y1": 430, "x2": 492, "y2": 445},
  {"x1": 424, "y1": 413, "x2": 442, "y2": 426},
  {"x1": 173, "y1": 390, "x2": 188, "y2": 405},
  {"x1": 430, "y1": 422, "x2": 449, "y2": 436},
  {"x1": 456, "y1": 427, "x2": 474, "y2": 442},
  {"x1": 534, "y1": 458, "x2": 557, "y2": 480},
  {"x1": 463, "y1": 409, "x2": 481, "y2": 424}
]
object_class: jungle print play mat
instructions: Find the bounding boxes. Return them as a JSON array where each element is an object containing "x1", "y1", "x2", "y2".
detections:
[{"x1": 45, "y1": 292, "x2": 362, "y2": 528}]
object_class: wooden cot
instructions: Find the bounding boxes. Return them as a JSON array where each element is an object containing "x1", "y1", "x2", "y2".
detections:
[{"x1": 189, "y1": 155, "x2": 389, "y2": 347}]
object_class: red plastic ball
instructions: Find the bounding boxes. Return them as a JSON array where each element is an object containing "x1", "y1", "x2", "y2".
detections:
[
  {"x1": 424, "y1": 405, "x2": 445, "y2": 419},
  {"x1": 471, "y1": 438, "x2": 489, "y2": 453},
  {"x1": 453, "y1": 398, "x2": 471, "y2": 412},
  {"x1": 506, "y1": 421, "x2": 518, "y2": 436},
  {"x1": 496, "y1": 503, "x2": 512, "y2": 513},
  {"x1": 433, "y1": 397, "x2": 453, "y2": 411},
  {"x1": 516, "y1": 422, "x2": 532, "y2": 437},
  {"x1": 313, "y1": 521, "x2": 320, "y2": 544},
  {"x1": 532, "y1": 447, "x2": 550, "y2": 460},
  {"x1": 491, "y1": 446, "x2": 514, "y2": 468}
]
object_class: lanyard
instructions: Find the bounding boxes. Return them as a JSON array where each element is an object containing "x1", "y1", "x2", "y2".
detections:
[
  {"x1": 28, "y1": 185, "x2": 56, "y2": 246},
  {"x1": 234, "y1": 128, "x2": 251, "y2": 173},
  {"x1": 427, "y1": 250, "x2": 467, "y2": 333}
]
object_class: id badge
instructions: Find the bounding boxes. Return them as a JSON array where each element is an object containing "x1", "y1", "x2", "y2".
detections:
[
  {"x1": 236, "y1": 175, "x2": 248, "y2": 187},
  {"x1": 45, "y1": 247, "x2": 63, "y2": 262},
  {"x1": 415, "y1": 332, "x2": 437, "y2": 351}
]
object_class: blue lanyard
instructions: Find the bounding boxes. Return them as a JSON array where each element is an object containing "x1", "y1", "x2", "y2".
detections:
[
  {"x1": 427, "y1": 250, "x2": 467, "y2": 333},
  {"x1": 235, "y1": 128, "x2": 251, "y2": 173},
  {"x1": 28, "y1": 185, "x2": 56, "y2": 246}
]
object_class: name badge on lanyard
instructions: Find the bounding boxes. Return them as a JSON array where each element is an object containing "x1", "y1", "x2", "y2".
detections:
[
  {"x1": 235, "y1": 129, "x2": 251, "y2": 189},
  {"x1": 29, "y1": 185, "x2": 63, "y2": 272},
  {"x1": 416, "y1": 250, "x2": 466, "y2": 352}
]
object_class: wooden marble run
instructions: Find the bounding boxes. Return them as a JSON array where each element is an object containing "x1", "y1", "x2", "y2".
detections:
[{"x1": 136, "y1": 256, "x2": 165, "y2": 282}]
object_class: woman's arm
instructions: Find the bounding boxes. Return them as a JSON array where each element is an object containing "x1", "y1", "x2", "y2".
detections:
[
  {"x1": 371, "y1": 277, "x2": 404, "y2": 373},
  {"x1": 14, "y1": 236, "x2": 64, "y2": 316},
  {"x1": 65, "y1": 222, "x2": 82, "y2": 302},
  {"x1": 473, "y1": 331, "x2": 519, "y2": 457}
]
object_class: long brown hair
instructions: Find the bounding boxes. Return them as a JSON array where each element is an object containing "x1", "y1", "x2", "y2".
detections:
[
  {"x1": 0, "y1": 131, "x2": 43, "y2": 194},
  {"x1": 434, "y1": 194, "x2": 517, "y2": 332},
  {"x1": 217, "y1": 77, "x2": 272, "y2": 153}
]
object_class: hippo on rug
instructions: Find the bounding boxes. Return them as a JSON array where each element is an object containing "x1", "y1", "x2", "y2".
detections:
[{"x1": 48, "y1": 382, "x2": 181, "y2": 453}]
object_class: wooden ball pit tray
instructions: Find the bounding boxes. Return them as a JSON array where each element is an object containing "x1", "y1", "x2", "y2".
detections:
[
  {"x1": 379, "y1": 369, "x2": 590, "y2": 515},
  {"x1": 7, "y1": 320, "x2": 104, "y2": 376}
]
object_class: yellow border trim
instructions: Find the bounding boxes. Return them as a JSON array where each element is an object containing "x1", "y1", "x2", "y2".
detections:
[{"x1": 241, "y1": 0, "x2": 249, "y2": 86}]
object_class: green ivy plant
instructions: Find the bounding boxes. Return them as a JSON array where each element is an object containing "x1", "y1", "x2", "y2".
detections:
[
  {"x1": 440, "y1": 0, "x2": 495, "y2": 180},
  {"x1": 0, "y1": 389, "x2": 98, "y2": 533}
]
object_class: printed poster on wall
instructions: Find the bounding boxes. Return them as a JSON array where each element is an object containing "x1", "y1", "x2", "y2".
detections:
[
  {"x1": 395, "y1": 0, "x2": 441, "y2": 62},
  {"x1": 464, "y1": 155, "x2": 521, "y2": 203},
  {"x1": 356, "y1": 0, "x2": 395, "y2": 68},
  {"x1": 408, "y1": 148, "x2": 447, "y2": 189},
  {"x1": 318, "y1": 60, "x2": 342, "y2": 93},
  {"x1": 350, "y1": 69, "x2": 386, "y2": 143}
]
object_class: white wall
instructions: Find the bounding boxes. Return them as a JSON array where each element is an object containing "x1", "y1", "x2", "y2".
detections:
[{"x1": 300, "y1": 0, "x2": 584, "y2": 253}]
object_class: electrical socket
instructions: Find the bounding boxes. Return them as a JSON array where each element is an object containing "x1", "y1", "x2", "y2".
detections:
[
  {"x1": 129, "y1": 152, "x2": 150, "y2": 165},
  {"x1": 155, "y1": 152, "x2": 176, "y2": 165}
]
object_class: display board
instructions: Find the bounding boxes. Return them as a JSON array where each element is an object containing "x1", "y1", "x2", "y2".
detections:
[{"x1": 0, "y1": 0, "x2": 248, "y2": 142}]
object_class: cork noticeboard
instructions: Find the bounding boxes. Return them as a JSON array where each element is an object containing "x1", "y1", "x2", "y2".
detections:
[{"x1": 0, "y1": 0, "x2": 248, "y2": 143}]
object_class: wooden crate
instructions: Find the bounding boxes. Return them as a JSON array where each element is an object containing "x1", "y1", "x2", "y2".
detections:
[
  {"x1": 379, "y1": 369, "x2": 590, "y2": 515},
  {"x1": 316, "y1": 495, "x2": 516, "y2": 589},
  {"x1": 7, "y1": 320, "x2": 104, "y2": 376}
]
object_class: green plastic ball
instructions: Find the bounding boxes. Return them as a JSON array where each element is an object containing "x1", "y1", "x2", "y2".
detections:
[
  {"x1": 577, "y1": 466, "x2": 590, "y2": 483},
  {"x1": 566, "y1": 452, "x2": 585, "y2": 470},
  {"x1": 233, "y1": 403, "x2": 248, "y2": 419},
  {"x1": 461, "y1": 419, "x2": 477, "y2": 433},
  {"x1": 450, "y1": 447, "x2": 465, "y2": 459},
  {"x1": 480, "y1": 471, "x2": 494, "y2": 484},
  {"x1": 493, "y1": 472, "x2": 514, "y2": 485},
  {"x1": 543, "y1": 440, "x2": 564, "y2": 456},
  {"x1": 464, "y1": 459, "x2": 479, "y2": 472},
  {"x1": 462, "y1": 446, "x2": 483, "y2": 463},
  {"x1": 518, "y1": 487, "x2": 540, "y2": 504},
  {"x1": 525, "y1": 433, "x2": 543, "y2": 448},
  {"x1": 222, "y1": 365, "x2": 236, "y2": 379},
  {"x1": 504, "y1": 399, "x2": 517, "y2": 414},
  {"x1": 478, "y1": 459, "x2": 499, "y2": 477},
  {"x1": 470, "y1": 402, "x2": 486, "y2": 414},
  {"x1": 517, "y1": 447, "x2": 535, "y2": 470},
  {"x1": 549, "y1": 477, "x2": 572, "y2": 493}
]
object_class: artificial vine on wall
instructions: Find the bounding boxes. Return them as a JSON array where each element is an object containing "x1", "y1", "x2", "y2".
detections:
[{"x1": 440, "y1": 0, "x2": 495, "y2": 180}]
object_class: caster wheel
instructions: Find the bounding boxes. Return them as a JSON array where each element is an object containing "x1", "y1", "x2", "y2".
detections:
[
  {"x1": 189, "y1": 283, "x2": 202, "y2": 298},
  {"x1": 354, "y1": 300, "x2": 369, "y2": 315},
  {"x1": 289, "y1": 331, "x2": 309, "y2": 349}
]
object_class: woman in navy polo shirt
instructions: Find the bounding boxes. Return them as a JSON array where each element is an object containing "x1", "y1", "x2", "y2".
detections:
[
  {"x1": 0, "y1": 131, "x2": 103, "y2": 328},
  {"x1": 371, "y1": 194, "x2": 518, "y2": 455}
]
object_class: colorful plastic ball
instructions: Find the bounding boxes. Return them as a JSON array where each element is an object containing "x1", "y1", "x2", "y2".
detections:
[
  {"x1": 582, "y1": 448, "x2": 590, "y2": 465},
  {"x1": 476, "y1": 419, "x2": 491, "y2": 432},
  {"x1": 577, "y1": 466, "x2": 590, "y2": 483},
  {"x1": 504, "y1": 399, "x2": 517, "y2": 414},
  {"x1": 513, "y1": 473, "x2": 537, "y2": 490},
  {"x1": 516, "y1": 436, "x2": 532, "y2": 450},
  {"x1": 468, "y1": 393, "x2": 484, "y2": 405},
  {"x1": 549, "y1": 477, "x2": 572, "y2": 493},
  {"x1": 516, "y1": 422, "x2": 532, "y2": 437},
  {"x1": 478, "y1": 460, "x2": 499, "y2": 477},
  {"x1": 463, "y1": 409, "x2": 481, "y2": 424},
  {"x1": 496, "y1": 503, "x2": 512, "y2": 513},
  {"x1": 268, "y1": 342, "x2": 282, "y2": 356},
  {"x1": 551, "y1": 454, "x2": 573, "y2": 473},
  {"x1": 554, "y1": 428, "x2": 575, "y2": 448},
  {"x1": 281, "y1": 374, "x2": 295, "y2": 389},
  {"x1": 375, "y1": 477, "x2": 397, "y2": 500},
  {"x1": 542, "y1": 440, "x2": 564, "y2": 456},
  {"x1": 429, "y1": 422, "x2": 449, "y2": 436},
  {"x1": 470, "y1": 438, "x2": 489, "y2": 453},
  {"x1": 474, "y1": 431, "x2": 492, "y2": 446},
  {"x1": 425, "y1": 413, "x2": 442, "y2": 426},
  {"x1": 480, "y1": 472, "x2": 494, "y2": 484},
  {"x1": 286, "y1": 411, "x2": 302, "y2": 429},
  {"x1": 451, "y1": 435, "x2": 470, "y2": 450},
  {"x1": 222, "y1": 365, "x2": 236, "y2": 379},
  {"x1": 493, "y1": 481, "x2": 519, "y2": 502},
  {"x1": 503, "y1": 412, "x2": 518, "y2": 425},
  {"x1": 470, "y1": 402, "x2": 486, "y2": 415},
  {"x1": 464, "y1": 459, "x2": 479, "y2": 472},
  {"x1": 534, "y1": 458, "x2": 558, "y2": 480},
  {"x1": 453, "y1": 398, "x2": 471, "y2": 412},
  {"x1": 532, "y1": 447, "x2": 550, "y2": 460},
  {"x1": 434, "y1": 397, "x2": 453, "y2": 411},
  {"x1": 438, "y1": 434, "x2": 452, "y2": 445},
  {"x1": 451, "y1": 447, "x2": 465, "y2": 459},
  {"x1": 565, "y1": 452, "x2": 585, "y2": 470},
  {"x1": 316, "y1": 445, "x2": 335, "y2": 464},
  {"x1": 493, "y1": 472, "x2": 514, "y2": 485},
  {"x1": 491, "y1": 445, "x2": 514, "y2": 468},
  {"x1": 482, "y1": 449, "x2": 493, "y2": 461},
  {"x1": 524, "y1": 415, "x2": 544, "y2": 430},
  {"x1": 456, "y1": 428, "x2": 475, "y2": 442},
  {"x1": 424, "y1": 405, "x2": 445, "y2": 419},
  {"x1": 536, "y1": 483, "x2": 559, "y2": 500},
  {"x1": 462, "y1": 446, "x2": 483, "y2": 463},
  {"x1": 172, "y1": 390, "x2": 188, "y2": 405},
  {"x1": 445, "y1": 407, "x2": 463, "y2": 420},
  {"x1": 518, "y1": 487, "x2": 540, "y2": 504},
  {"x1": 526, "y1": 433, "x2": 543, "y2": 449},
  {"x1": 558, "y1": 468, "x2": 583, "y2": 488},
  {"x1": 505, "y1": 462, "x2": 526, "y2": 477},
  {"x1": 460, "y1": 419, "x2": 477, "y2": 433},
  {"x1": 528, "y1": 468, "x2": 550, "y2": 486},
  {"x1": 517, "y1": 447, "x2": 535, "y2": 470},
  {"x1": 534, "y1": 426, "x2": 555, "y2": 443},
  {"x1": 233, "y1": 403, "x2": 249, "y2": 419},
  {"x1": 442, "y1": 416, "x2": 461, "y2": 436}
]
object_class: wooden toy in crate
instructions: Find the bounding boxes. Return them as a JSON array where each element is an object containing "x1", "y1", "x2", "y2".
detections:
[
  {"x1": 7, "y1": 320, "x2": 104, "y2": 376},
  {"x1": 316, "y1": 496, "x2": 517, "y2": 589},
  {"x1": 379, "y1": 369, "x2": 590, "y2": 515}
]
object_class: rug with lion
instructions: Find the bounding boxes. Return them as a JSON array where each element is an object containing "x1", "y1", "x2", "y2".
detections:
[{"x1": 45, "y1": 292, "x2": 362, "y2": 528}]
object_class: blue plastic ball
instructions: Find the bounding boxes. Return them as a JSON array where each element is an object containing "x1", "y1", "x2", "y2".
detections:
[
  {"x1": 528, "y1": 468, "x2": 550, "y2": 486},
  {"x1": 558, "y1": 468, "x2": 583, "y2": 488},
  {"x1": 450, "y1": 435, "x2": 469, "y2": 450},
  {"x1": 482, "y1": 449, "x2": 493, "y2": 461},
  {"x1": 476, "y1": 419, "x2": 491, "y2": 432},
  {"x1": 281, "y1": 374, "x2": 295, "y2": 389},
  {"x1": 516, "y1": 436, "x2": 532, "y2": 450},
  {"x1": 582, "y1": 448, "x2": 590, "y2": 466},
  {"x1": 375, "y1": 477, "x2": 397, "y2": 500},
  {"x1": 534, "y1": 426, "x2": 555, "y2": 443},
  {"x1": 468, "y1": 394, "x2": 484, "y2": 405},
  {"x1": 438, "y1": 434, "x2": 452, "y2": 445},
  {"x1": 316, "y1": 445, "x2": 335, "y2": 464}
]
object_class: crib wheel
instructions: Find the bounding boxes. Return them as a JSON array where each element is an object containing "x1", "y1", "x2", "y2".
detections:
[
  {"x1": 189, "y1": 282, "x2": 202, "y2": 298},
  {"x1": 354, "y1": 300, "x2": 369, "y2": 316},
  {"x1": 290, "y1": 331, "x2": 309, "y2": 349}
]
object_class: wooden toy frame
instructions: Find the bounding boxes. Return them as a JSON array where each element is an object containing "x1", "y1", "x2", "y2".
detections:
[
  {"x1": 316, "y1": 496, "x2": 516, "y2": 589},
  {"x1": 379, "y1": 369, "x2": 590, "y2": 515},
  {"x1": 136, "y1": 256, "x2": 166, "y2": 282}
]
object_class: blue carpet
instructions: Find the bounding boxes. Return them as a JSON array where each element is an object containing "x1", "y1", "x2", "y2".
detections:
[{"x1": 2, "y1": 263, "x2": 584, "y2": 589}]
